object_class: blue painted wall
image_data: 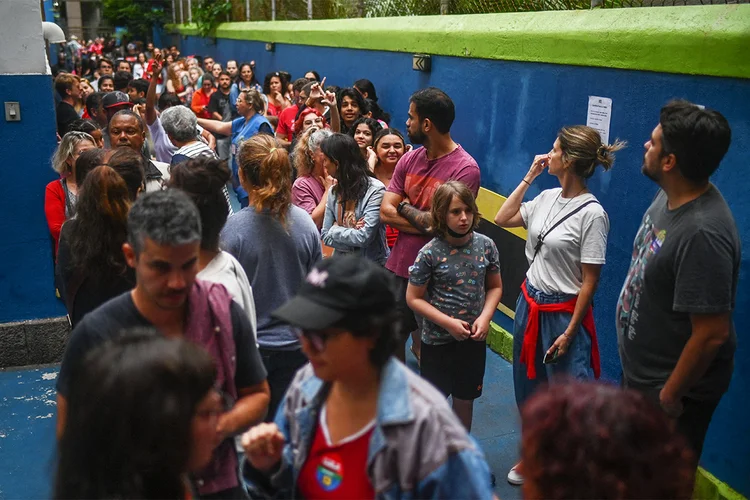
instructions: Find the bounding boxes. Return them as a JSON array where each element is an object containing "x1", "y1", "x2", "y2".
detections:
[
  {"x1": 183, "y1": 36, "x2": 750, "y2": 493},
  {"x1": 0, "y1": 75, "x2": 67, "y2": 323}
]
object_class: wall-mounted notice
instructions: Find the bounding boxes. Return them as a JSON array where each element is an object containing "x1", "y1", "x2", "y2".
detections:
[{"x1": 587, "y1": 96, "x2": 612, "y2": 146}]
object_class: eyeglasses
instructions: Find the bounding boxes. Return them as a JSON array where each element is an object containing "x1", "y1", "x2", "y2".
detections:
[{"x1": 297, "y1": 328, "x2": 342, "y2": 352}]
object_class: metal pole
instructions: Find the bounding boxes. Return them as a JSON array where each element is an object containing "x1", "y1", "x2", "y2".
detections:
[
  {"x1": 357, "y1": 0, "x2": 364, "y2": 17},
  {"x1": 307, "y1": 0, "x2": 313, "y2": 19},
  {"x1": 187, "y1": 0, "x2": 192, "y2": 23},
  {"x1": 440, "y1": 0, "x2": 450, "y2": 14},
  {"x1": 271, "y1": 0, "x2": 276, "y2": 20},
  {"x1": 179, "y1": 0, "x2": 183, "y2": 24},
  {"x1": 246, "y1": 0, "x2": 250, "y2": 20},
  {"x1": 172, "y1": 0, "x2": 176, "y2": 24}
]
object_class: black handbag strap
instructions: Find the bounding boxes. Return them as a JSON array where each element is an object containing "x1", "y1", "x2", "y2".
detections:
[{"x1": 531, "y1": 199, "x2": 600, "y2": 263}]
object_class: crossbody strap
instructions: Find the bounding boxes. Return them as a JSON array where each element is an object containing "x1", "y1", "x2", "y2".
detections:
[{"x1": 531, "y1": 200, "x2": 601, "y2": 264}]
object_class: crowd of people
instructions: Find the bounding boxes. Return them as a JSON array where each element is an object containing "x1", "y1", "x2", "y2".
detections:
[{"x1": 48, "y1": 39, "x2": 739, "y2": 500}]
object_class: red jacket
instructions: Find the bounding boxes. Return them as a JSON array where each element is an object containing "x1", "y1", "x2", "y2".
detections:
[
  {"x1": 191, "y1": 89, "x2": 214, "y2": 119},
  {"x1": 44, "y1": 179, "x2": 68, "y2": 257}
]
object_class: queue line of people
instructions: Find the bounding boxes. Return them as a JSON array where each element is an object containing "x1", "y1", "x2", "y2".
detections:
[{"x1": 48, "y1": 41, "x2": 739, "y2": 499}]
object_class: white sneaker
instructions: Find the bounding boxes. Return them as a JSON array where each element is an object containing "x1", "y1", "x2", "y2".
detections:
[{"x1": 507, "y1": 465, "x2": 524, "y2": 485}]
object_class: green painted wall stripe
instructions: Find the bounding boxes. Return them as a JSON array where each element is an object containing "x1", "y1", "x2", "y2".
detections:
[{"x1": 173, "y1": 5, "x2": 750, "y2": 79}]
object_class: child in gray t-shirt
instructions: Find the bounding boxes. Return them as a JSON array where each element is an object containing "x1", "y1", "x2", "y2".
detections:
[{"x1": 406, "y1": 181, "x2": 502, "y2": 429}]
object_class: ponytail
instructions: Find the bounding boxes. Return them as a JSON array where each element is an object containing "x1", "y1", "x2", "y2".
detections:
[
  {"x1": 558, "y1": 125, "x2": 627, "y2": 179},
  {"x1": 237, "y1": 135, "x2": 292, "y2": 227}
]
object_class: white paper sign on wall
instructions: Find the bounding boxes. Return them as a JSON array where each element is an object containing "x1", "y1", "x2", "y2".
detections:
[{"x1": 586, "y1": 96, "x2": 612, "y2": 146}]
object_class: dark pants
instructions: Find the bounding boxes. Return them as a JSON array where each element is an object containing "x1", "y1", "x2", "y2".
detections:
[
  {"x1": 623, "y1": 377, "x2": 722, "y2": 461},
  {"x1": 676, "y1": 396, "x2": 722, "y2": 459},
  {"x1": 259, "y1": 348, "x2": 308, "y2": 422}
]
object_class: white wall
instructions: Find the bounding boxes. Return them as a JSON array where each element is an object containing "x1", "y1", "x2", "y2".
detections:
[{"x1": 0, "y1": 0, "x2": 47, "y2": 74}]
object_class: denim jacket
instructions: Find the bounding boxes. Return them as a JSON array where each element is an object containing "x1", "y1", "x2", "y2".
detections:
[
  {"x1": 242, "y1": 358, "x2": 493, "y2": 499},
  {"x1": 321, "y1": 177, "x2": 389, "y2": 266}
]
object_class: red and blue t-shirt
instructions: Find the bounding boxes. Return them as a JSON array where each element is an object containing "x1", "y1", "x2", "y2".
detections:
[{"x1": 298, "y1": 405, "x2": 375, "y2": 499}]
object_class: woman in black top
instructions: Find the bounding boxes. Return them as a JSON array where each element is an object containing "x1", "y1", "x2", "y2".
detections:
[{"x1": 56, "y1": 151, "x2": 145, "y2": 325}]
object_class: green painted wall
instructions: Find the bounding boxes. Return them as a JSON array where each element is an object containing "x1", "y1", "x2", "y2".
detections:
[{"x1": 173, "y1": 5, "x2": 750, "y2": 79}]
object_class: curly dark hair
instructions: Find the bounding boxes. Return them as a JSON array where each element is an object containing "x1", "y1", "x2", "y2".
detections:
[{"x1": 520, "y1": 382, "x2": 695, "y2": 500}]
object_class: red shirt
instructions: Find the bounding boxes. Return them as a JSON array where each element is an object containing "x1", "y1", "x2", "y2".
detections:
[
  {"x1": 44, "y1": 178, "x2": 68, "y2": 258},
  {"x1": 298, "y1": 406, "x2": 375, "y2": 499},
  {"x1": 276, "y1": 104, "x2": 298, "y2": 141},
  {"x1": 386, "y1": 225, "x2": 399, "y2": 249},
  {"x1": 144, "y1": 60, "x2": 164, "y2": 84},
  {"x1": 191, "y1": 89, "x2": 214, "y2": 119}
]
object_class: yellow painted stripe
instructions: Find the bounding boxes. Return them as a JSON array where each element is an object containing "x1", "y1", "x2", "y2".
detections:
[
  {"x1": 476, "y1": 187, "x2": 528, "y2": 241},
  {"x1": 475, "y1": 188, "x2": 523, "y2": 319},
  {"x1": 497, "y1": 302, "x2": 516, "y2": 320}
]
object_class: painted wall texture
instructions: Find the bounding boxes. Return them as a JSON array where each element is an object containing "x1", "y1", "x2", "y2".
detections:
[
  {"x1": 0, "y1": 75, "x2": 64, "y2": 323},
  {"x1": 0, "y1": 0, "x2": 65, "y2": 323},
  {"x1": 178, "y1": 9, "x2": 750, "y2": 491}
]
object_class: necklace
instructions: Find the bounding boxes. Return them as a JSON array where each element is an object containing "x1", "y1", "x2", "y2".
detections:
[{"x1": 533, "y1": 187, "x2": 588, "y2": 257}]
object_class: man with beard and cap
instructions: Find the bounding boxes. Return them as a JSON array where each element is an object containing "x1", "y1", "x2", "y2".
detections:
[{"x1": 379, "y1": 87, "x2": 480, "y2": 363}]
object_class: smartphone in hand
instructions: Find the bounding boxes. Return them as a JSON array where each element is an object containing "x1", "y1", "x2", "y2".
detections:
[{"x1": 543, "y1": 348, "x2": 560, "y2": 364}]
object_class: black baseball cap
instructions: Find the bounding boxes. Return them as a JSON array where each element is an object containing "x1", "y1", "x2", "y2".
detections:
[
  {"x1": 102, "y1": 91, "x2": 132, "y2": 109},
  {"x1": 272, "y1": 255, "x2": 396, "y2": 330}
]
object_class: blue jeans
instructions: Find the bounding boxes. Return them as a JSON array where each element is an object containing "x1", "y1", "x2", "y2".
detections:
[{"x1": 513, "y1": 282, "x2": 593, "y2": 409}]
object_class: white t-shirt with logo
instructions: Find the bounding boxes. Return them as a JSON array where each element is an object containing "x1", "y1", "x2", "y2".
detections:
[{"x1": 520, "y1": 187, "x2": 609, "y2": 296}]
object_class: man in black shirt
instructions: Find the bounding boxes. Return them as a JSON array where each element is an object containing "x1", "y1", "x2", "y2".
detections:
[
  {"x1": 55, "y1": 73, "x2": 82, "y2": 136},
  {"x1": 207, "y1": 71, "x2": 238, "y2": 160},
  {"x1": 617, "y1": 100, "x2": 739, "y2": 459},
  {"x1": 56, "y1": 190, "x2": 269, "y2": 495}
]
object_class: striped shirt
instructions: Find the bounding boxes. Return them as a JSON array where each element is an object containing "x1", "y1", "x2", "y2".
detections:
[{"x1": 171, "y1": 141, "x2": 234, "y2": 215}]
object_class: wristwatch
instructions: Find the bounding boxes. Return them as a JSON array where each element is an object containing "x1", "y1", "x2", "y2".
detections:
[{"x1": 397, "y1": 201, "x2": 408, "y2": 215}]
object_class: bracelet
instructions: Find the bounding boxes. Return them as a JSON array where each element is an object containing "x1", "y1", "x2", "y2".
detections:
[{"x1": 522, "y1": 178, "x2": 532, "y2": 186}]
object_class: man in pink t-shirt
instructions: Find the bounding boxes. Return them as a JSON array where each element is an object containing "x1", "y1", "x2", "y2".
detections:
[{"x1": 380, "y1": 87, "x2": 481, "y2": 360}]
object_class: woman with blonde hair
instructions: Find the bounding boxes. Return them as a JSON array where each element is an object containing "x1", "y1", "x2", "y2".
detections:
[
  {"x1": 291, "y1": 127, "x2": 333, "y2": 229},
  {"x1": 45, "y1": 131, "x2": 96, "y2": 256},
  {"x1": 221, "y1": 134, "x2": 322, "y2": 421},
  {"x1": 166, "y1": 62, "x2": 190, "y2": 103},
  {"x1": 494, "y1": 125, "x2": 625, "y2": 486}
]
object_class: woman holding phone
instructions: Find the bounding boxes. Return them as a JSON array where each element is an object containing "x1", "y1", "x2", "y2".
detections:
[{"x1": 494, "y1": 125, "x2": 625, "y2": 486}]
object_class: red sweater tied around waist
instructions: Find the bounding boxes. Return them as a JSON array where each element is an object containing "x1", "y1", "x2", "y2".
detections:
[{"x1": 519, "y1": 280, "x2": 601, "y2": 380}]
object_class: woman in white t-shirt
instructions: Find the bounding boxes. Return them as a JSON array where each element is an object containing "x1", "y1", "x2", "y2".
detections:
[
  {"x1": 167, "y1": 156, "x2": 257, "y2": 342},
  {"x1": 495, "y1": 125, "x2": 625, "y2": 486}
]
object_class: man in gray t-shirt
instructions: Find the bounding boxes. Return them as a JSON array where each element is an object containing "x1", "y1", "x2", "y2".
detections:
[{"x1": 616, "y1": 101, "x2": 739, "y2": 458}]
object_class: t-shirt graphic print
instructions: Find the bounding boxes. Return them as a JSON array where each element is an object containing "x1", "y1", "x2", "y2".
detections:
[{"x1": 616, "y1": 213, "x2": 665, "y2": 341}]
